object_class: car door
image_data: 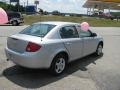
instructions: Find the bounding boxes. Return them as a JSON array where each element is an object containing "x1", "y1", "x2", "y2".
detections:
[
  {"x1": 79, "y1": 29, "x2": 98, "y2": 56},
  {"x1": 59, "y1": 25, "x2": 83, "y2": 61}
]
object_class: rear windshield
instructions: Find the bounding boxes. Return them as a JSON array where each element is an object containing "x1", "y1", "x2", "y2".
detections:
[{"x1": 20, "y1": 24, "x2": 56, "y2": 37}]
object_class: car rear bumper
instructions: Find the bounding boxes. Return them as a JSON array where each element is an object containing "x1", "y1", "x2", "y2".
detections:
[{"x1": 5, "y1": 47, "x2": 51, "y2": 69}]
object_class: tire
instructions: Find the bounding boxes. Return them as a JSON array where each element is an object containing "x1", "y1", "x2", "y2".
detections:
[
  {"x1": 95, "y1": 43, "x2": 103, "y2": 56},
  {"x1": 50, "y1": 54, "x2": 67, "y2": 75},
  {"x1": 12, "y1": 21, "x2": 18, "y2": 26},
  {"x1": 17, "y1": 23, "x2": 20, "y2": 26}
]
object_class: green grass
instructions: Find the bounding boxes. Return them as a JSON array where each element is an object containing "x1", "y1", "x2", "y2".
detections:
[{"x1": 24, "y1": 15, "x2": 120, "y2": 27}]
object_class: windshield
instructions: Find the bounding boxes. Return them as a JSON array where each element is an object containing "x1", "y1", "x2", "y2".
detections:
[{"x1": 20, "y1": 24, "x2": 56, "y2": 37}]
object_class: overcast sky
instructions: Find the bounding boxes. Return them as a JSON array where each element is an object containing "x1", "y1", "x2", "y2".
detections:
[{"x1": 11, "y1": 0, "x2": 87, "y2": 14}]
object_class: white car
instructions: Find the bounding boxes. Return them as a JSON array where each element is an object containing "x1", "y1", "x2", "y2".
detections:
[{"x1": 5, "y1": 21, "x2": 103, "y2": 75}]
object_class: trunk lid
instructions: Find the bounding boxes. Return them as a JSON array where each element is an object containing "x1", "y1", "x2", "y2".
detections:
[{"x1": 7, "y1": 34, "x2": 42, "y2": 53}]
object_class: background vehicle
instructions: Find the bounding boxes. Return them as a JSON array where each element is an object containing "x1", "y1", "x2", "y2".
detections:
[
  {"x1": 6, "y1": 11, "x2": 24, "y2": 26},
  {"x1": 5, "y1": 21, "x2": 103, "y2": 75},
  {"x1": 99, "y1": 13, "x2": 115, "y2": 20}
]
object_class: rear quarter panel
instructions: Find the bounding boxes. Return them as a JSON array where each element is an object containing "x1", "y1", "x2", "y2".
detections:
[{"x1": 42, "y1": 39, "x2": 69, "y2": 67}]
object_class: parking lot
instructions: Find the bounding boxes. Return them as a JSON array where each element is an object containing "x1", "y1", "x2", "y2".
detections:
[{"x1": 0, "y1": 26, "x2": 120, "y2": 90}]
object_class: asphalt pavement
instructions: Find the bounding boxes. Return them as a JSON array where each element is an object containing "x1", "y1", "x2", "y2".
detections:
[{"x1": 0, "y1": 25, "x2": 120, "y2": 90}]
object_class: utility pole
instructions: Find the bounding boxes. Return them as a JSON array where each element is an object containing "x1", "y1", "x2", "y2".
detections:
[
  {"x1": 34, "y1": 0, "x2": 39, "y2": 12},
  {"x1": 10, "y1": 0, "x2": 11, "y2": 5},
  {"x1": 27, "y1": 0, "x2": 28, "y2": 6},
  {"x1": 17, "y1": 0, "x2": 20, "y2": 12}
]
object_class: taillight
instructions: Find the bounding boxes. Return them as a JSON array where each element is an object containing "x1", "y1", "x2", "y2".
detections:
[{"x1": 26, "y1": 42, "x2": 41, "y2": 52}]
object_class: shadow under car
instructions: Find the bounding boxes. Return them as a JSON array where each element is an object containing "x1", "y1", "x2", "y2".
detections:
[{"x1": 3, "y1": 53, "x2": 103, "y2": 89}]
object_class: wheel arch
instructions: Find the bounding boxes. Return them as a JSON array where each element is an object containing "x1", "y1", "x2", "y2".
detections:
[
  {"x1": 98, "y1": 41, "x2": 104, "y2": 47},
  {"x1": 50, "y1": 50, "x2": 69, "y2": 68},
  {"x1": 54, "y1": 51, "x2": 69, "y2": 62}
]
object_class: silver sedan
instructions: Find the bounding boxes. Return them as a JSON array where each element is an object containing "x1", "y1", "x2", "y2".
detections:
[{"x1": 5, "y1": 21, "x2": 103, "y2": 75}]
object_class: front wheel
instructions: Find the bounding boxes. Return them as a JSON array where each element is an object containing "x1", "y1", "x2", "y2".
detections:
[
  {"x1": 95, "y1": 44, "x2": 103, "y2": 56},
  {"x1": 50, "y1": 54, "x2": 67, "y2": 75}
]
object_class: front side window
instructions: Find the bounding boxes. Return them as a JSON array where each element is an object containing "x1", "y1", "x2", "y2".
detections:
[
  {"x1": 20, "y1": 24, "x2": 56, "y2": 37},
  {"x1": 76, "y1": 25, "x2": 91, "y2": 37},
  {"x1": 60, "y1": 26, "x2": 79, "y2": 39},
  {"x1": 79, "y1": 30, "x2": 91, "y2": 37}
]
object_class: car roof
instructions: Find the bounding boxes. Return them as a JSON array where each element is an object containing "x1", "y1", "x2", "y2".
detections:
[{"x1": 34, "y1": 21, "x2": 80, "y2": 26}]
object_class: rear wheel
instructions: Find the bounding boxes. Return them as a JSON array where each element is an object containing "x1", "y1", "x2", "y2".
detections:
[
  {"x1": 12, "y1": 21, "x2": 18, "y2": 26},
  {"x1": 50, "y1": 54, "x2": 67, "y2": 75},
  {"x1": 96, "y1": 43, "x2": 103, "y2": 56}
]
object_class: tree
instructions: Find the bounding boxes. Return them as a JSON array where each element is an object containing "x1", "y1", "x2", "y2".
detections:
[
  {"x1": 52, "y1": 10, "x2": 60, "y2": 15},
  {"x1": 0, "y1": 1, "x2": 25, "y2": 12},
  {"x1": 39, "y1": 8, "x2": 44, "y2": 14},
  {"x1": 0, "y1": 1, "x2": 8, "y2": 10},
  {"x1": 43, "y1": 11, "x2": 48, "y2": 15}
]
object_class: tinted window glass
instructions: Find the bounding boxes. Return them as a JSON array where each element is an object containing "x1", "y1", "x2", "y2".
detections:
[
  {"x1": 60, "y1": 26, "x2": 79, "y2": 39},
  {"x1": 79, "y1": 30, "x2": 91, "y2": 37},
  {"x1": 7, "y1": 12, "x2": 20, "y2": 18},
  {"x1": 20, "y1": 24, "x2": 56, "y2": 37}
]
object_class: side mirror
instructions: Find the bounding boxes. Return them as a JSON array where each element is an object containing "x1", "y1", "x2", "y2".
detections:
[{"x1": 91, "y1": 33, "x2": 97, "y2": 37}]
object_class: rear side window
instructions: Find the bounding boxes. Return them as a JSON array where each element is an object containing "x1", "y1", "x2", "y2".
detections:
[
  {"x1": 60, "y1": 26, "x2": 79, "y2": 39},
  {"x1": 20, "y1": 24, "x2": 56, "y2": 37}
]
